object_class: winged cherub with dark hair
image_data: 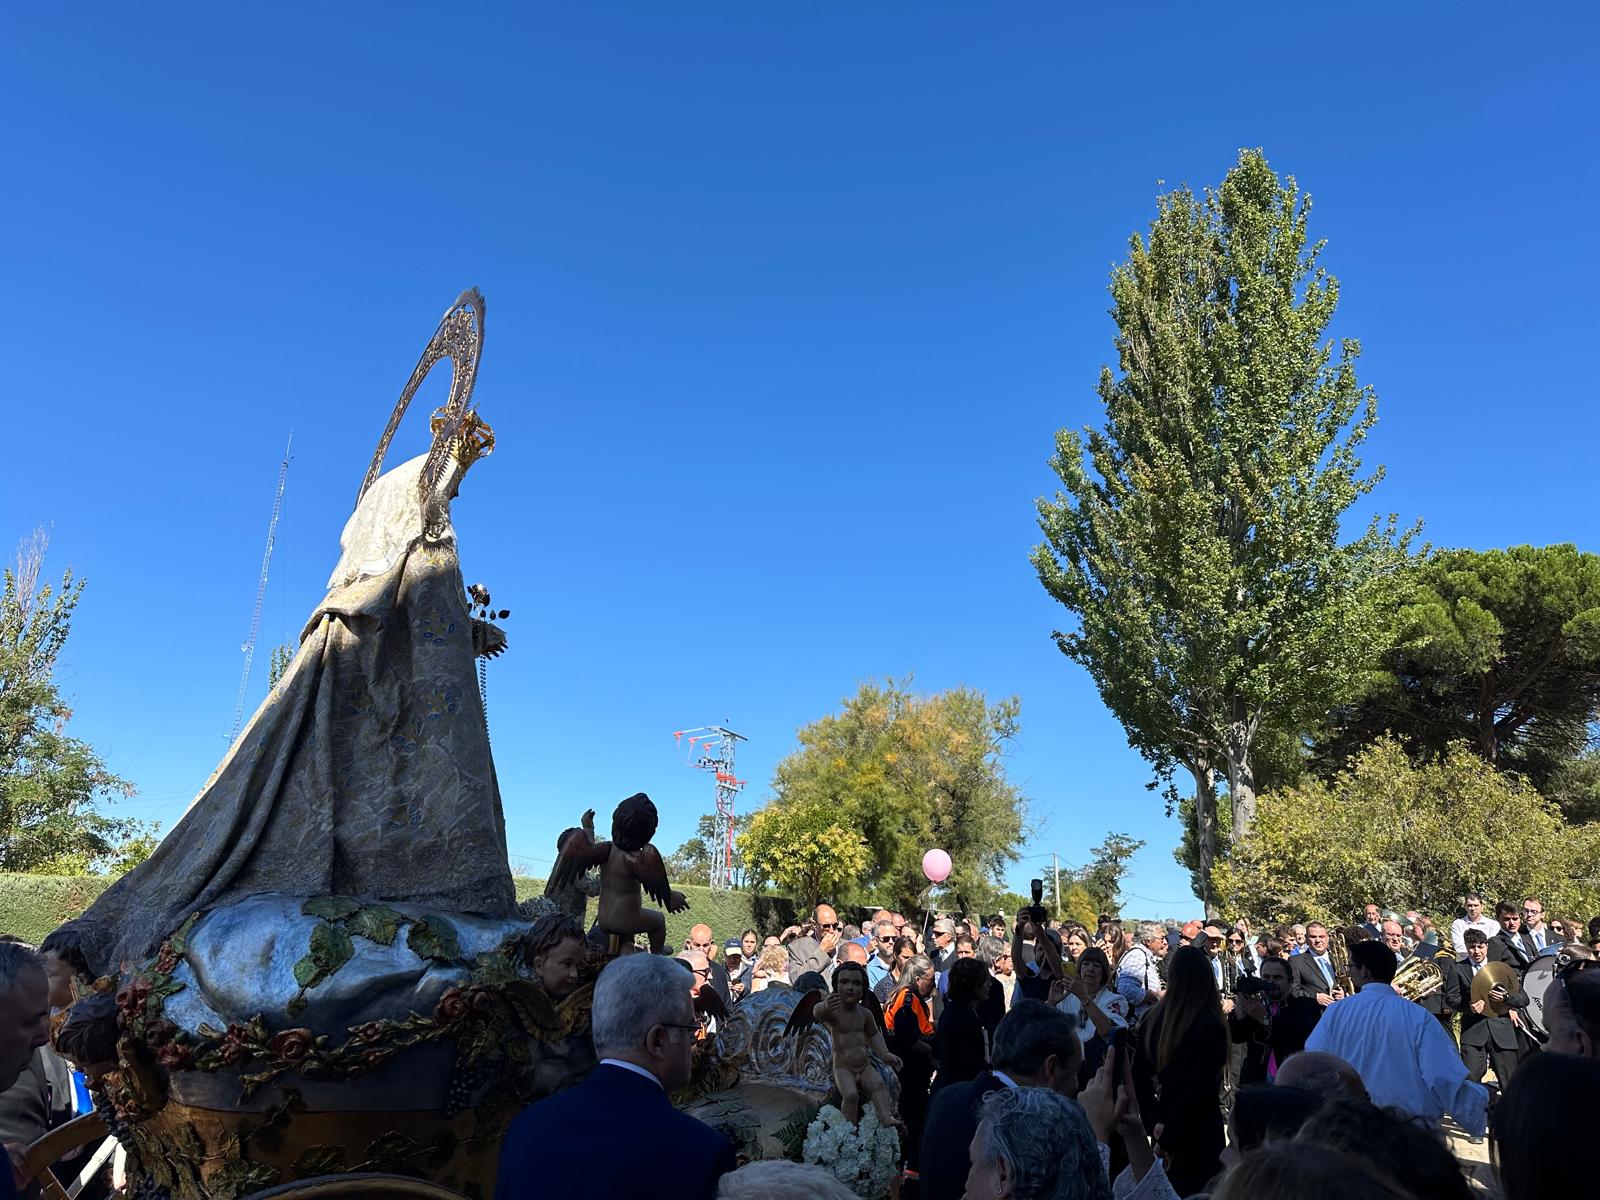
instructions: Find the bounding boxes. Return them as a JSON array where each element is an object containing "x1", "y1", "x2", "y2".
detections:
[
  {"x1": 785, "y1": 961, "x2": 902, "y2": 1128},
  {"x1": 544, "y1": 793, "x2": 688, "y2": 954}
]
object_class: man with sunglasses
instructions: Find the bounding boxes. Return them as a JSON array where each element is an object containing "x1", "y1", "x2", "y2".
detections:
[
  {"x1": 496, "y1": 954, "x2": 734, "y2": 1199},
  {"x1": 1544, "y1": 949, "x2": 1599, "y2": 1059},
  {"x1": 867, "y1": 920, "x2": 899, "y2": 991},
  {"x1": 786, "y1": 903, "x2": 844, "y2": 981}
]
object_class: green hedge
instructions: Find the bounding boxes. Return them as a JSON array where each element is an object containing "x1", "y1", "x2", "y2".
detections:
[
  {"x1": 0, "y1": 875, "x2": 115, "y2": 944},
  {"x1": 516, "y1": 877, "x2": 802, "y2": 949},
  {"x1": 2, "y1": 874, "x2": 802, "y2": 953}
]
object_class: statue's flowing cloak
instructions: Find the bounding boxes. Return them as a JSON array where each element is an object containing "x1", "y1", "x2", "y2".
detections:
[{"x1": 70, "y1": 453, "x2": 516, "y2": 975}]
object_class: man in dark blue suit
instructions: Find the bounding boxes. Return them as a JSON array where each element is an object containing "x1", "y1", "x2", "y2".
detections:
[
  {"x1": 495, "y1": 953, "x2": 734, "y2": 1200},
  {"x1": 917, "y1": 999, "x2": 1083, "y2": 1200}
]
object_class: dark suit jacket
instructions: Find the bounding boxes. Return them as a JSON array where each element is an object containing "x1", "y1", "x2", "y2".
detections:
[
  {"x1": 707, "y1": 959, "x2": 731, "y2": 1007},
  {"x1": 1229, "y1": 995, "x2": 1323, "y2": 1084},
  {"x1": 919, "y1": 1070, "x2": 1007, "y2": 1200},
  {"x1": 1451, "y1": 959, "x2": 1529, "y2": 1053},
  {"x1": 1289, "y1": 951, "x2": 1337, "y2": 1000},
  {"x1": 495, "y1": 1064, "x2": 734, "y2": 1200},
  {"x1": 1489, "y1": 930, "x2": 1538, "y2": 976}
]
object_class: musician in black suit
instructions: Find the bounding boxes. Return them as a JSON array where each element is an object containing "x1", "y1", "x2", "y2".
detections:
[
  {"x1": 1453, "y1": 928, "x2": 1529, "y2": 1095},
  {"x1": 1488, "y1": 901, "x2": 1539, "y2": 974},
  {"x1": 1228, "y1": 955, "x2": 1323, "y2": 1085},
  {"x1": 1402, "y1": 930, "x2": 1454, "y2": 1033},
  {"x1": 1289, "y1": 922, "x2": 1344, "y2": 1006},
  {"x1": 918, "y1": 999, "x2": 1083, "y2": 1200}
]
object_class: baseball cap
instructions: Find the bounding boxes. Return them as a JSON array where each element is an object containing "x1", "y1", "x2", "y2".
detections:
[{"x1": 723, "y1": 938, "x2": 743, "y2": 958}]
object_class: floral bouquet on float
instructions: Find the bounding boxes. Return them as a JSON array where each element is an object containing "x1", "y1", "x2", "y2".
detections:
[{"x1": 801, "y1": 1103, "x2": 899, "y2": 1198}]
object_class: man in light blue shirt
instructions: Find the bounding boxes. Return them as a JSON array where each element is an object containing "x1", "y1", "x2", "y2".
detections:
[
  {"x1": 865, "y1": 920, "x2": 897, "y2": 991},
  {"x1": 1305, "y1": 939, "x2": 1488, "y2": 1137}
]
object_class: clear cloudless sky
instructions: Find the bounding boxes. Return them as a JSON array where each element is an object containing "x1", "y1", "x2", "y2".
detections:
[{"x1": 3, "y1": 5, "x2": 1597, "y2": 917}]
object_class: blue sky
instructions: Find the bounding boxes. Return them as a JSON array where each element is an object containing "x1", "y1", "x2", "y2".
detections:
[{"x1": 3, "y1": 5, "x2": 1596, "y2": 917}]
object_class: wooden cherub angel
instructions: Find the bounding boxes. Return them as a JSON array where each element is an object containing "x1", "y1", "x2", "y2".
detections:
[
  {"x1": 545, "y1": 792, "x2": 688, "y2": 954},
  {"x1": 785, "y1": 960, "x2": 903, "y2": 1128}
]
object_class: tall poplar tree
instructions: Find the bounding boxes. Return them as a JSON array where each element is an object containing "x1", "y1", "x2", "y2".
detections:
[{"x1": 1032, "y1": 149, "x2": 1409, "y2": 911}]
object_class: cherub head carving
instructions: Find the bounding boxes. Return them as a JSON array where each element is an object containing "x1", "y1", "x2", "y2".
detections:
[
  {"x1": 611, "y1": 793, "x2": 659, "y2": 853},
  {"x1": 515, "y1": 912, "x2": 588, "y2": 1000},
  {"x1": 832, "y1": 960, "x2": 870, "y2": 1006}
]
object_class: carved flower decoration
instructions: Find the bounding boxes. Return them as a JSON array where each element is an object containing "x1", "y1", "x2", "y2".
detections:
[
  {"x1": 143, "y1": 1018, "x2": 179, "y2": 1048},
  {"x1": 362, "y1": 1048, "x2": 392, "y2": 1069},
  {"x1": 215, "y1": 1023, "x2": 255, "y2": 1066},
  {"x1": 355, "y1": 1022, "x2": 387, "y2": 1044},
  {"x1": 435, "y1": 988, "x2": 470, "y2": 1022},
  {"x1": 156, "y1": 1040, "x2": 194, "y2": 1071},
  {"x1": 117, "y1": 978, "x2": 152, "y2": 1015},
  {"x1": 468, "y1": 987, "x2": 495, "y2": 1014},
  {"x1": 153, "y1": 946, "x2": 180, "y2": 974},
  {"x1": 270, "y1": 1028, "x2": 315, "y2": 1062}
]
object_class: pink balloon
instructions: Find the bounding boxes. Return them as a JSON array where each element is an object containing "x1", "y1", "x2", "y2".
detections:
[{"x1": 922, "y1": 848, "x2": 952, "y2": 884}]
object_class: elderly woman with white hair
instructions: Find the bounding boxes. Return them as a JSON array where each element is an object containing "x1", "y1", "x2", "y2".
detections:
[
  {"x1": 716, "y1": 1160, "x2": 860, "y2": 1199},
  {"x1": 963, "y1": 1086, "x2": 1111, "y2": 1200}
]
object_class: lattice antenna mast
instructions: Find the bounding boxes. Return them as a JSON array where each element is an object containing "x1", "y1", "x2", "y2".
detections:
[
  {"x1": 228, "y1": 433, "x2": 293, "y2": 744},
  {"x1": 674, "y1": 725, "x2": 748, "y2": 892}
]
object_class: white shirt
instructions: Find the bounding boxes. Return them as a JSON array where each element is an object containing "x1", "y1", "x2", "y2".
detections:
[
  {"x1": 1449, "y1": 915, "x2": 1500, "y2": 956},
  {"x1": 598, "y1": 1058, "x2": 664, "y2": 1090},
  {"x1": 1116, "y1": 944, "x2": 1163, "y2": 1013},
  {"x1": 1304, "y1": 983, "x2": 1488, "y2": 1136},
  {"x1": 1056, "y1": 988, "x2": 1131, "y2": 1043}
]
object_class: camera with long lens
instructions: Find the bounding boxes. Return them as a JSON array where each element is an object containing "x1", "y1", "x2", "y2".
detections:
[
  {"x1": 1234, "y1": 975, "x2": 1273, "y2": 996},
  {"x1": 1022, "y1": 878, "x2": 1050, "y2": 928}
]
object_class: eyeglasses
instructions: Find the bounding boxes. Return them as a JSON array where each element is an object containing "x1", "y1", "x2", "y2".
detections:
[
  {"x1": 819, "y1": 922, "x2": 841, "y2": 930},
  {"x1": 878, "y1": 936, "x2": 894, "y2": 944},
  {"x1": 1227, "y1": 936, "x2": 1244, "y2": 945}
]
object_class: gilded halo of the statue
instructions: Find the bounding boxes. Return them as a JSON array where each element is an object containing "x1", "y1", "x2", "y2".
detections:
[{"x1": 357, "y1": 287, "x2": 488, "y2": 536}]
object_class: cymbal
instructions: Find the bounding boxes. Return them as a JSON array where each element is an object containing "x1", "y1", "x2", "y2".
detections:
[{"x1": 1471, "y1": 960, "x2": 1517, "y2": 1015}]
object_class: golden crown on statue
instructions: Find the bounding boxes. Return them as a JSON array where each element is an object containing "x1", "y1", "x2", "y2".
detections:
[{"x1": 430, "y1": 406, "x2": 496, "y2": 467}]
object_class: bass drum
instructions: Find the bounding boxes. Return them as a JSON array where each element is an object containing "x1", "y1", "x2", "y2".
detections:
[{"x1": 1521, "y1": 949, "x2": 1563, "y2": 1032}]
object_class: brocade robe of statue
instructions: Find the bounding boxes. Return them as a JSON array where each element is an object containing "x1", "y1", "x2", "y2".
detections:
[{"x1": 65, "y1": 452, "x2": 517, "y2": 976}]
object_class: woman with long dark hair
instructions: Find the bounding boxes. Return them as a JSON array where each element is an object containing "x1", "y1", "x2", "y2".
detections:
[
  {"x1": 1131, "y1": 944, "x2": 1228, "y2": 1196},
  {"x1": 1097, "y1": 920, "x2": 1129, "y2": 964},
  {"x1": 1493, "y1": 1050, "x2": 1600, "y2": 1200},
  {"x1": 932, "y1": 957, "x2": 990, "y2": 1092}
]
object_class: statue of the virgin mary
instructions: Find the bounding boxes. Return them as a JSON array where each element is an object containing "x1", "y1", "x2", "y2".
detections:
[{"x1": 62, "y1": 291, "x2": 518, "y2": 977}]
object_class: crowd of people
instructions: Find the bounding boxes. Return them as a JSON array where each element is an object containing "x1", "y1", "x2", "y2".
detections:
[
  {"x1": 3, "y1": 893, "x2": 1599, "y2": 1199},
  {"x1": 584, "y1": 894, "x2": 1600, "y2": 1199}
]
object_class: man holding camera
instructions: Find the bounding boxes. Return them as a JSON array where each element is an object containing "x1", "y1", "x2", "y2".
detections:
[
  {"x1": 1229, "y1": 955, "x2": 1323, "y2": 1085},
  {"x1": 1009, "y1": 885, "x2": 1063, "y2": 1004}
]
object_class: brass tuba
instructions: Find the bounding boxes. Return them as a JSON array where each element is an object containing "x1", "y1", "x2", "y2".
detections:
[{"x1": 1393, "y1": 954, "x2": 1446, "y2": 1003}]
